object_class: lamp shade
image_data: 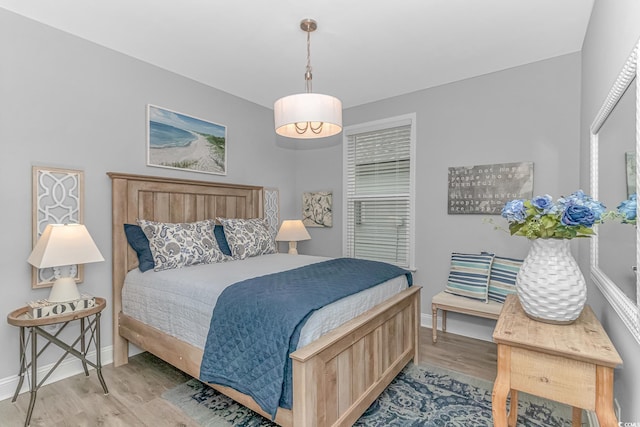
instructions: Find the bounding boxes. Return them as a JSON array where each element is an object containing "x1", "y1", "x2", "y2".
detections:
[
  {"x1": 274, "y1": 93, "x2": 342, "y2": 139},
  {"x1": 275, "y1": 220, "x2": 311, "y2": 242},
  {"x1": 28, "y1": 223, "x2": 104, "y2": 268}
]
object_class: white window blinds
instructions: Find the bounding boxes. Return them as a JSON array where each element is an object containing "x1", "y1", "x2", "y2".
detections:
[{"x1": 344, "y1": 115, "x2": 415, "y2": 269}]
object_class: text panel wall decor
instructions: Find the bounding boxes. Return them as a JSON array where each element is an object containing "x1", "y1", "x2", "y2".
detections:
[{"x1": 448, "y1": 162, "x2": 533, "y2": 214}]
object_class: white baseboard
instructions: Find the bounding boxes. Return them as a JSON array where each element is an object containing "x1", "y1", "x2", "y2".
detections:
[
  {"x1": 0, "y1": 346, "x2": 113, "y2": 402},
  {"x1": 422, "y1": 312, "x2": 495, "y2": 342},
  {"x1": 585, "y1": 411, "x2": 599, "y2": 427}
]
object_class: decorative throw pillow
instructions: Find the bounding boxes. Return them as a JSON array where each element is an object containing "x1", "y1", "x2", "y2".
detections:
[
  {"x1": 123, "y1": 224, "x2": 155, "y2": 272},
  {"x1": 217, "y1": 218, "x2": 276, "y2": 260},
  {"x1": 137, "y1": 219, "x2": 229, "y2": 271},
  {"x1": 214, "y1": 224, "x2": 233, "y2": 257},
  {"x1": 486, "y1": 255, "x2": 523, "y2": 303},
  {"x1": 444, "y1": 252, "x2": 494, "y2": 302}
]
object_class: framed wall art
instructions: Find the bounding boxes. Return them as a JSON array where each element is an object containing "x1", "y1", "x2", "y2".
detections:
[
  {"x1": 32, "y1": 166, "x2": 84, "y2": 288},
  {"x1": 302, "y1": 191, "x2": 333, "y2": 227},
  {"x1": 264, "y1": 188, "x2": 280, "y2": 240},
  {"x1": 626, "y1": 151, "x2": 636, "y2": 197},
  {"x1": 448, "y1": 161, "x2": 534, "y2": 214},
  {"x1": 147, "y1": 104, "x2": 227, "y2": 175}
]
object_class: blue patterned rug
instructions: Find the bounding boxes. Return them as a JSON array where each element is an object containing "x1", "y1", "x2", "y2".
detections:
[{"x1": 162, "y1": 363, "x2": 575, "y2": 426}]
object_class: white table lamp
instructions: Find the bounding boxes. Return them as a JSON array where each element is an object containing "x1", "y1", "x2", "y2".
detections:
[
  {"x1": 275, "y1": 220, "x2": 311, "y2": 255},
  {"x1": 28, "y1": 224, "x2": 104, "y2": 302}
]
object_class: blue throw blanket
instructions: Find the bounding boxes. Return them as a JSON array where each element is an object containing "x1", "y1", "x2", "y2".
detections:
[{"x1": 199, "y1": 257, "x2": 412, "y2": 419}]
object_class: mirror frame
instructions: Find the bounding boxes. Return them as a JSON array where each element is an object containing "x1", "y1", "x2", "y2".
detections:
[{"x1": 590, "y1": 38, "x2": 640, "y2": 344}]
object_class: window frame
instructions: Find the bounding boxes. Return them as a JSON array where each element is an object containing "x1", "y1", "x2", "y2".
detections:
[{"x1": 342, "y1": 113, "x2": 417, "y2": 270}]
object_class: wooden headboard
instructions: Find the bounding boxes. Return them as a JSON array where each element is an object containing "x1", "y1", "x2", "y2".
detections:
[{"x1": 107, "y1": 172, "x2": 264, "y2": 364}]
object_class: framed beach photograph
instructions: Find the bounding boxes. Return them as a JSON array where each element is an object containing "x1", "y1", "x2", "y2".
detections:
[{"x1": 147, "y1": 104, "x2": 227, "y2": 175}]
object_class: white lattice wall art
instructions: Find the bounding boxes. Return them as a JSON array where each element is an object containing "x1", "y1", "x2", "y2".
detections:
[
  {"x1": 264, "y1": 188, "x2": 280, "y2": 240},
  {"x1": 32, "y1": 166, "x2": 84, "y2": 288}
]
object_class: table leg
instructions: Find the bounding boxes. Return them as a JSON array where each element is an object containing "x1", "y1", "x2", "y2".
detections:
[
  {"x1": 595, "y1": 366, "x2": 618, "y2": 427},
  {"x1": 432, "y1": 307, "x2": 438, "y2": 343},
  {"x1": 492, "y1": 344, "x2": 511, "y2": 427},
  {"x1": 442, "y1": 310, "x2": 447, "y2": 332},
  {"x1": 12, "y1": 327, "x2": 26, "y2": 403},
  {"x1": 94, "y1": 312, "x2": 108, "y2": 395},
  {"x1": 508, "y1": 390, "x2": 518, "y2": 427},
  {"x1": 24, "y1": 327, "x2": 37, "y2": 427},
  {"x1": 80, "y1": 318, "x2": 89, "y2": 376},
  {"x1": 572, "y1": 407, "x2": 582, "y2": 427}
]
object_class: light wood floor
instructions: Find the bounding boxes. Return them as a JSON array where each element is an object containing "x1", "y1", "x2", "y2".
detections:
[{"x1": 0, "y1": 328, "x2": 497, "y2": 426}]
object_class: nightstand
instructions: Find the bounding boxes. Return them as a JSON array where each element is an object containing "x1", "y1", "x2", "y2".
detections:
[
  {"x1": 492, "y1": 295, "x2": 622, "y2": 427},
  {"x1": 7, "y1": 297, "x2": 109, "y2": 427}
]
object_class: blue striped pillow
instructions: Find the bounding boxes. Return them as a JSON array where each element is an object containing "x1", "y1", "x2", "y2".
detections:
[
  {"x1": 445, "y1": 252, "x2": 494, "y2": 302},
  {"x1": 487, "y1": 255, "x2": 523, "y2": 303}
]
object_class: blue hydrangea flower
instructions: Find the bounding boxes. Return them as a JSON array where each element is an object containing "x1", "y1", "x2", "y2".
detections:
[
  {"x1": 500, "y1": 190, "x2": 606, "y2": 239},
  {"x1": 617, "y1": 193, "x2": 637, "y2": 223},
  {"x1": 558, "y1": 190, "x2": 606, "y2": 220},
  {"x1": 531, "y1": 195, "x2": 553, "y2": 213},
  {"x1": 561, "y1": 204, "x2": 596, "y2": 227},
  {"x1": 501, "y1": 199, "x2": 526, "y2": 223}
]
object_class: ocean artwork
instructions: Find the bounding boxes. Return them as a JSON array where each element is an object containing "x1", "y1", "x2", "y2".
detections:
[{"x1": 147, "y1": 105, "x2": 227, "y2": 175}]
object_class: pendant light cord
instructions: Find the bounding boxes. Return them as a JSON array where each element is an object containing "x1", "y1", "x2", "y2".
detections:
[{"x1": 305, "y1": 27, "x2": 313, "y2": 93}]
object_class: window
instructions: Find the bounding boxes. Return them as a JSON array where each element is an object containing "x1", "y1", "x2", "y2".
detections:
[{"x1": 343, "y1": 114, "x2": 416, "y2": 269}]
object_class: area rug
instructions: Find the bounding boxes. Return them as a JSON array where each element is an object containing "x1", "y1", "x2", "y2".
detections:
[{"x1": 162, "y1": 363, "x2": 575, "y2": 426}]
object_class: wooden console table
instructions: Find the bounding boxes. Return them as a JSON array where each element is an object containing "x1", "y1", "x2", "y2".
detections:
[{"x1": 492, "y1": 295, "x2": 622, "y2": 427}]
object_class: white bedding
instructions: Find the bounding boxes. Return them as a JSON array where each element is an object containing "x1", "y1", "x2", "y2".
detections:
[{"x1": 122, "y1": 253, "x2": 408, "y2": 350}]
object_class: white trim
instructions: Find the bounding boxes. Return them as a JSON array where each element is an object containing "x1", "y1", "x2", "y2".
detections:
[
  {"x1": 0, "y1": 346, "x2": 113, "y2": 402},
  {"x1": 589, "y1": 37, "x2": 640, "y2": 345},
  {"x1": 585, "y1": 410, "x2": 599, "y2": 427},
  {"x1": 342, "y1": 113, "x2": 417, "y2": 269},
  {"x1": 422, "y1": 312, "x2": 495, "y2": 342}
]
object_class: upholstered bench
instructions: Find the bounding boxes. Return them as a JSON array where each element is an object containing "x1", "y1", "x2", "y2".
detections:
[{"x1": 431, "y1": 291, "x2": 504, "y2": 343}]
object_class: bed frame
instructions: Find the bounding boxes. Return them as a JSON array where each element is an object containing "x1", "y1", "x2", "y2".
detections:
[{"x1": 108, "y1": 172, "x2": 421, "y2": 427}]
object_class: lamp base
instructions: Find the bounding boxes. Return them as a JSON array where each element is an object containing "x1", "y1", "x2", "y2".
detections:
[
  {"x1": 48, "y1": 276, "x2": 81, "y2": 303},
  {"x1": 288, "y1": 241, "x2": 299, "y2": 255}
]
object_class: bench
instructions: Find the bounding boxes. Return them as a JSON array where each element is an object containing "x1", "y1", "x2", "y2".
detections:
[{"x1": 431, "y1": 291, "x2": 504, "y2": 343}]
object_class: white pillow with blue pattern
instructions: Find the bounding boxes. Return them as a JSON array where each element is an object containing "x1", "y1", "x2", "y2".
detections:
[
  {"x1": 137, "y1": 219, "x2": 229, "y2": 271},
  {"x1": 444, "y1": 252, "x2": 495, "y2": 302},
  {"x1": 217, "y1": 217, "x2": 276, "y2": 260}
]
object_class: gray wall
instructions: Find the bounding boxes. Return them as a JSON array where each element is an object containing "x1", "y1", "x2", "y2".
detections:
[
  {"x1": 295, "y1": 53, "x2": 583, "y2": 340},
  {"x1": 0, "y1": 9, "x2": 297, "y2": 388},
  {"x1": 581, "y1": 0, "x2": 640, "y2": 420},
  {"x1": 3, "y1": 3, "x2": 637, "y2": 418}
]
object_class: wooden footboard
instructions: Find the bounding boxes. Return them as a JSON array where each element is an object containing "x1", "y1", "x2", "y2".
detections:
[
  {"x1": 291, "y1": 285, "x2": 421, "y2": 427},
  {"x1": 119, "y1": 285, "x2": 421, "y2": 427}
]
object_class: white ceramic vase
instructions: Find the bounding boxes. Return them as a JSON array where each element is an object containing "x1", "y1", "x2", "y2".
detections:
[{"x1": 515, "y1": 238, "x2": 586, "y2": 324}]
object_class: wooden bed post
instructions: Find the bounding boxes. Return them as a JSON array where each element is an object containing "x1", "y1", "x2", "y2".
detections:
[{"x1": 110, "y1": 175, "x2": 129, "y2": 366}]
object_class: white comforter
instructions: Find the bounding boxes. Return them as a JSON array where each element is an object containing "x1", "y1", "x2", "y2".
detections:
[{"x1": 122, "y1": 253, "x2": 408, "y2": 350}]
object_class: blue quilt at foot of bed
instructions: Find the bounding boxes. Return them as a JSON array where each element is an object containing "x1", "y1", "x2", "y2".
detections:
[{"x1": 199, "y1": 257, "x2": 412, "y2": 419}]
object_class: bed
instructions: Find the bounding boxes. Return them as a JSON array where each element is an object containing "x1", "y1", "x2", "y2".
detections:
[{"x1": 108, "y1": 172, "x2": 421, "y2": 427}]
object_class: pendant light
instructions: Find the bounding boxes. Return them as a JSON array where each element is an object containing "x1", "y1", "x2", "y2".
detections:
[{"x1": 274, "y1": 19, "x2": 342, "y2": 139}]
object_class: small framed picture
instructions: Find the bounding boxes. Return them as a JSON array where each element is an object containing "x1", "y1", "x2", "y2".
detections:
[{"x1": 303, "y1": 191, "x2": 332, "y2": 227}]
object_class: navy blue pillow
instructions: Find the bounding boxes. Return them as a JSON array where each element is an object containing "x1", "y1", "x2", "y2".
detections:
[
  {"x1": 124, "y1": 224, "x2": 155, "y2": 272},
  {"x1": 214, "y1": 224, "x2": 233, "y2": 257}
]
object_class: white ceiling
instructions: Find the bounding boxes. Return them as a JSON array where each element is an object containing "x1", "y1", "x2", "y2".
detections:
[{"x1": 0, "y1": 0, "x2": 594, "y2": 109}]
